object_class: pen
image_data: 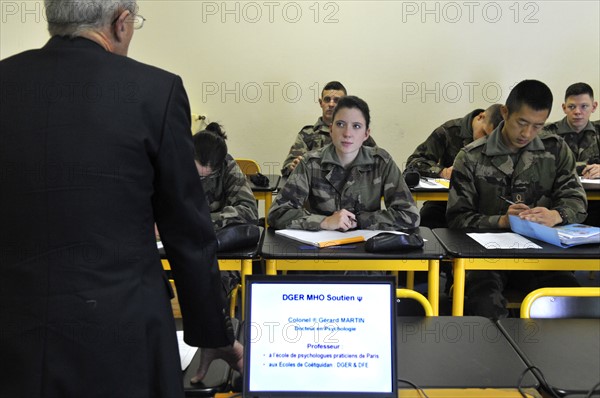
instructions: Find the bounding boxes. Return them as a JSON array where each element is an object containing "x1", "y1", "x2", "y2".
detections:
[{"x1": 498, "y1": 195, "x2": 517, "y2": 205}]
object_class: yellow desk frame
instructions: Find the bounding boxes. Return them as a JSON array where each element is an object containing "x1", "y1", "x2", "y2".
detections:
[
  {"x1": 252, "y1": 190, "x2": 273, "y2": 228},
  {"x1": 452, "y1": 257, "x2": 600, "y2": 315},
  {"x1": 265, "y1": 258, "x2": 440, "y2": 315},
  {"x1": 162, "y1": 258, "x2": 252, "y2": 318},
  {"x1": 411, "y1": 191, "x2": 449, "y2": 202},
  {"x1": 412, "y1": 190, "x2": 599, "y2": 202}
]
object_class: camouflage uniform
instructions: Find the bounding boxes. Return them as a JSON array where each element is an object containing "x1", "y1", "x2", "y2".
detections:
[
  {"x1": 542, "y1": 117, "x2": 600, "y2": 169},
  {"x1": 544, "y1": 117, "x2": 599, "y2": 226},
  {"x1": 447, "y1": 122, "x2": 587, "y2": 319},
  {"x1": 447, "y1": 123, "x2": 587, "y2": 229},
  {"x1": 405, "y1": 109, "x2": 483, "y2": 228},
  {"x1": 269, "y1": 144, "x2": 420, "y2": 231},
  {"x1": 201, "y1": 154, "x2": 258, "y2": 230},
  {"x1": 281, "y1": 117, "x2": 377, "y2": 177}
]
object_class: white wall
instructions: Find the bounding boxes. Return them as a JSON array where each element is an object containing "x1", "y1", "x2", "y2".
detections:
[{"x1": 2, "y1": 0, "x2": 599, "y2": 174}]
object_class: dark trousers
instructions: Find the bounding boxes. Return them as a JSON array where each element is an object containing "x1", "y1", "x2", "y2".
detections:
[
  {"x1": 419, "y1": 201, "x2": 448, "y2": 229},
  {"x1": 584, "y1": 201, "x2": 600, "y2": 227},
  {"x1": 464, "y1": 270, "x2": 580, "y2": 319}
]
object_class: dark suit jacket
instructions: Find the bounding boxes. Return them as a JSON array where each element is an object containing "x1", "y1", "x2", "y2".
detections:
[{"x1": 0, "y1": 36, "x2": 231, "y2": 398}]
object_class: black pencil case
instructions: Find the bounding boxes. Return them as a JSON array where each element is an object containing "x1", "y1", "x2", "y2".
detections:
[{"x1": 365, "y1": 232, "x2": 424, "y2": 252}]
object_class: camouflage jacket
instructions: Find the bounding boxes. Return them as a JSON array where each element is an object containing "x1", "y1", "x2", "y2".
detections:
[
  {"x1": 405, "y1": 110, "x2": 481, "y2": 177},
  {"x1": 281, "y1": 117, "x2": 377, "y2": 177},
  {"x1": 200, "y1": 154, "x2": 258, "y2": 230},
  {"x1": 542, "y1": 117, "x2": 600, "y2": 169},
  {"x1": 447, "y1": 122, "x2": 587, "y2": 229},
  {"x1": 269, "y1": 144, "x2": 420, "y2": 230}
]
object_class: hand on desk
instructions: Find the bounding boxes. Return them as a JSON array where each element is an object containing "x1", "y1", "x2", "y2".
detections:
[
  {"x1": 439, "y1": 166, "x2": 453, "y2": 180},
  {"x1": 320, "y1": 209, "x2": 357, "y2": 231},
  {"x1": 582, "y1": 163, "x2": 600, "y2": 179},
  {"x1": 191, "y1": 340, "x2": 244, "y2": 383}
]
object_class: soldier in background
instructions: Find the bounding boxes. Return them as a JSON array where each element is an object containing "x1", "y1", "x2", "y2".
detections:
[
  {"x1": 542, "y1": 82, "x2": 599, "y2": 225},
  {"x1": 280, "y1": 81, "x2": 376, "y2": 177},
  {"x1": 192, "y1": 123, "x2": 259, "y2": 230},
  {"x1": 269, "y1": 95, "x2": 419, "y2": 231},
  {"x1": 447, "y1": 80, "x2": 587, "y2": 319},
  {"x1": 405, "y1": 104, "x2": 503, "y2": 228}
]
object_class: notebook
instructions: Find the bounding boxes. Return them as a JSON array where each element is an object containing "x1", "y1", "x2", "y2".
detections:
[
  {"x1": 509, "y1": 215, "x2": 600, "y2": 248},
  {"x1": 243, "y1": 275, "x2": 398, "y2": 398}
]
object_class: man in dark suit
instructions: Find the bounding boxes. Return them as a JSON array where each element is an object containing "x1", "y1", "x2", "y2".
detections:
[{"x1": 0, "y1": 1, "x2": 242, "y2": 397}]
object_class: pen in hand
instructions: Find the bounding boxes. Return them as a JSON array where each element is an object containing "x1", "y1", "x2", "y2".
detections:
[{"x1": 498, "y1": 195, "x2": 517, "y2": 205}]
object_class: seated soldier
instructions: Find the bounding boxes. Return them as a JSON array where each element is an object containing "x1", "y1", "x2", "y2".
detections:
[
  {"x1": 280, "y1": 81, "x2": 376, "y2": 177},
  {"x1": 542, "y1": 82, "x2": 599, "y2": 226},
  {"x1": 447, "y1": 80, "x2": 587, "y2": 319},
  {"x1": 192, "y1": 122, "x2": 259, "y2": 230},
  {"x1": 269, "y1": 95, "x2": 419, "y2": 231},
  {"x1": 405, "y1": 104, "x2": 503, "y2": 228}
]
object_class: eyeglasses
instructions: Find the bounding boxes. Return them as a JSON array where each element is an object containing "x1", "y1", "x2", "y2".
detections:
[
  {"x1": 132, "y1": 14, "x2": 146, "y2": 30},
  {"x1": 112, "y1": 13, "x2": 146, "y2": 30}
]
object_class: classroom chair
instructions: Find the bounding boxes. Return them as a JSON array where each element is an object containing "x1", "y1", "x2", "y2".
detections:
[
  {"x1": 520, "y1": 287, "x2": 600, "y2": 319},
  {"x1": 396, "y1": 288, "x2": 434, "y2": 316},
  {"x1": 235, "y1": 158, "x2": 260, "y2": 175}
]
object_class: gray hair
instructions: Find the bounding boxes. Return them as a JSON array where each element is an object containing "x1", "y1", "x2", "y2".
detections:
[{"x1": 45, "y1": 0, "x2": 137, "y2": 37}]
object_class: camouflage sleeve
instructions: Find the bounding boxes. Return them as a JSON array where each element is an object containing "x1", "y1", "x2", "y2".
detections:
[
  {"x1": 281, "y1": 130, "x2": 309, "y2": 177},
  {"x1": 268, "y1": 160, "x2": 326, "y2": 230},
  {"x1": 212, "y1": 159, "x2": 259, "y2": 230},
  {"x1": 550, "y1": 141, "x2": 588, "y2": 224},
  {"x1": 405, "y1": 127, "x2": 449, "y2": 177},
  {"x1": 446, "y1": 149, "x2": 503, "y2": 229},
  {"x1": 356, "y1": 158, "x2": 420, "y2": 230}
]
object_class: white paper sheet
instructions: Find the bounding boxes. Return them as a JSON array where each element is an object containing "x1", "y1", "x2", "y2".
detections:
[
  {"x1": 415, "y1": 177, "x2": 450, "y2": 189},
  {"x1": 177, "y1": 330, "x2": 198, "y2": 370},
  {"x1": 580, "y1": 177, "x2": 600, "y2": 184},
  {"x1": 467, "y1": 232, "x2": 542, "y2": 249}
]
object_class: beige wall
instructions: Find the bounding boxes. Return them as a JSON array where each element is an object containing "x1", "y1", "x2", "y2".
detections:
[{"x1": 2, "y1": 0, "x2": 599, "y2": 174}]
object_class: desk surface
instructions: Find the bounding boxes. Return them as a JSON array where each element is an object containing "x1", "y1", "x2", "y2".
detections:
[
  {"x1": 432, "y1": 228, "x2": 600, "y2": 259},
  {"x1": 261, "y1": 227, "x2": 445, "y2": 260},
  {"x1": 497, "y1": 318, "x2": 600, "y2": 397},
  {"x1": 397, "y1": 316, "x2": 538, "y2": 389}
]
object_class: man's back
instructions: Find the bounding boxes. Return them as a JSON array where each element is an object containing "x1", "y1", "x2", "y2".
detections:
[{"x1": 0, "y1": 36, "x2": 227, "y2": 398}]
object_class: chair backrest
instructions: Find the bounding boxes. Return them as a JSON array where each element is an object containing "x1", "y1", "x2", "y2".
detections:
[
  {"x1": 520, "y1": 287, "x2": 600, "y2": 319},
  {"x1": 235, "y1": 158, "x2": 260, "y2": 175},
  {"x1": 396, "y1": 288, "x2": 433, "y2": 316}
]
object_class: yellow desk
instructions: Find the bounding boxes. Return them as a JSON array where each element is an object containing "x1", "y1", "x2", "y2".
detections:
[
  {"x1": 411, "y1": 190, "x2": 449, "y2": 202},
  {"x1": 249, "y1": 174, "x2": 281, "y2": 228},
  {"x1": 431, "y1": 229, "x2": 600, "y2": 316},
  {"x1": 252, "y1": 190, "x2": 273, "y2": 227},
  {"x1": 261, "y1": 228, "x2": 443, "y2": 315}
]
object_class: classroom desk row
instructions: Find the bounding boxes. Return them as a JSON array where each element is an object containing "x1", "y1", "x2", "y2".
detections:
[
  {"x1": 410, "y1": 178, "x2": 600, "y2": 202},
  {"x1": 160, "y1": 226, "x2": 600, "y2": 318},
  {"x1": 187, "y1": 316, "x2": 600, "y2": 397},
  {"x1": 253, "y1": 176, "x2": 600, "y2": 228}
]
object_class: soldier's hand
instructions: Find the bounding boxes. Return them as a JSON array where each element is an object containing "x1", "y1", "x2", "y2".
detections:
[
  {"x1": 440, "y1": 167, "x2": 453, "y2": 180},
  {"x1": 321, "y1": 209, "x2": 357, "y2": 231},
  {"x1": 289, "y1": 156, "x2": 303, "y2": 172},
  {"x1": 582, "y1": 164, "x2": 600, "y2": 179},
  {"x1": 498, "y1": 203, "x2": 530, "y2": 228},
  {"x1": 519, "y1": 207, "x2": 562, "y2": 227}
]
